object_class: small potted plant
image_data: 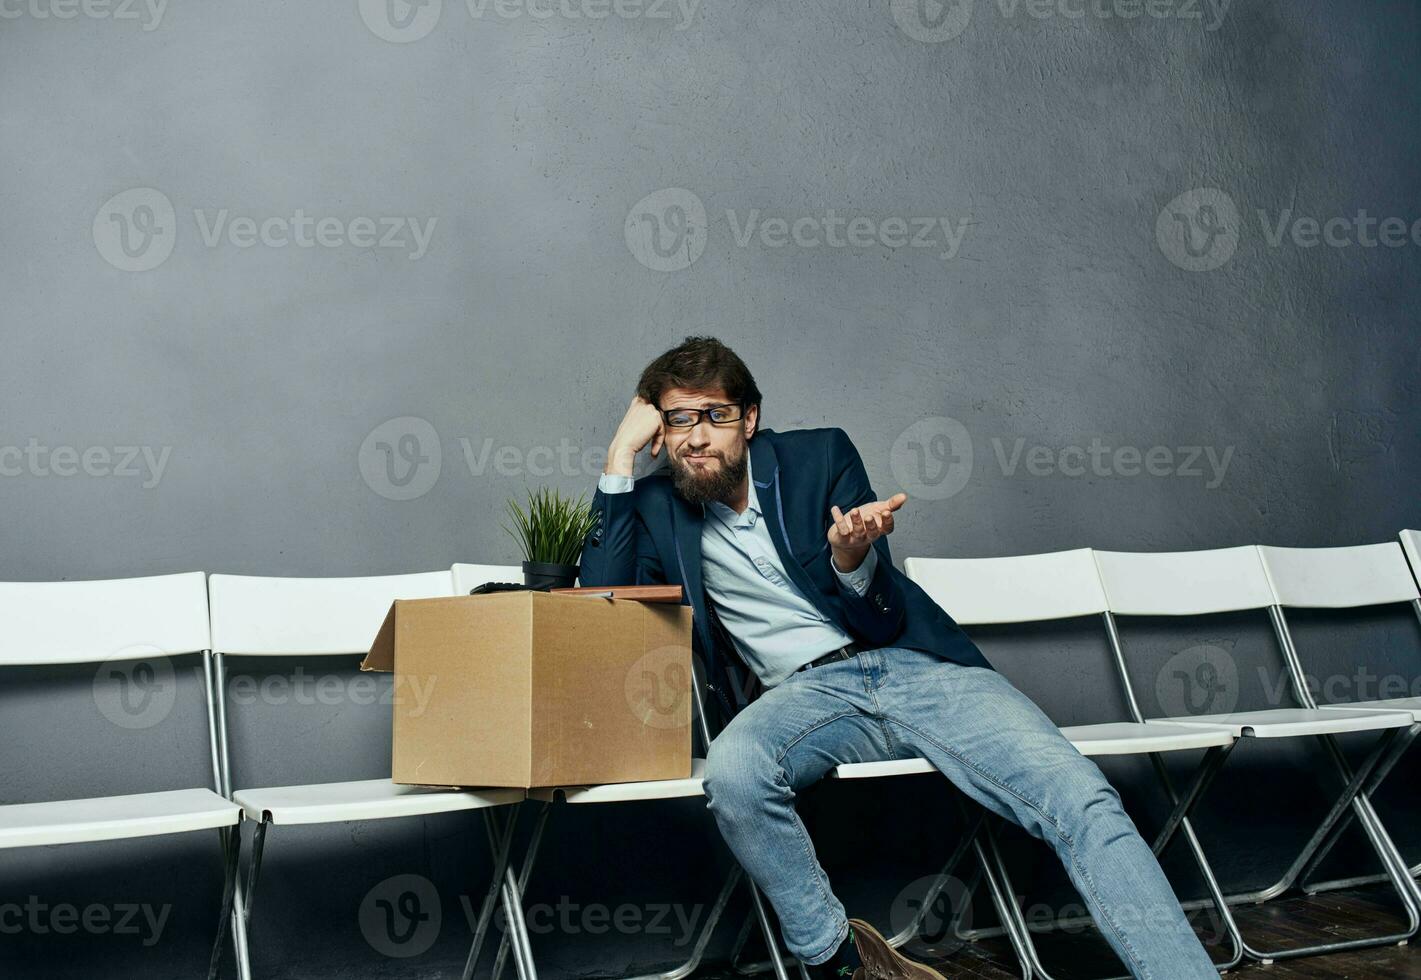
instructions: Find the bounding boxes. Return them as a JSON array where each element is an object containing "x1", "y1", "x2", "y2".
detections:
[{"x1": 504, "y1": 487, "x2": 599, "y2": 590}]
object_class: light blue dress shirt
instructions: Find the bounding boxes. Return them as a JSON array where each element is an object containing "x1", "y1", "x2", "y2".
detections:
[{"x1": 597, "y1": 455, "x2": 878, "y2": 687}]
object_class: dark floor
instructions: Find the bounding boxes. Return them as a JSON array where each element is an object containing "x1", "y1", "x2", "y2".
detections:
[{"x1": 712, "y1": 885, "x2": 1421, "y2": 979}]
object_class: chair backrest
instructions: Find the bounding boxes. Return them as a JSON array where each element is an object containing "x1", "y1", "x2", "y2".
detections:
[
  {"x1": 0, "y1": 572, "x2": 210, "y2": 666},
  {"x1": 904, "y1": 549, "x2": 1108, "y2": 625},
  {"x1": 1258, "y1": 542, "x2": 1421, "y2": 609},
  {"x1": 207, "y1": 571, "x2": 454, "y2": 656},
  {"x1": 451, "y1": 563, "x2": 525, "y2": 595},
  {"x1": 1402, "y1": 531, "x2": 1421, "y2": 591},
  {"x1": 1093, "y1": 546, "x2": 1274, "y2": 616}
]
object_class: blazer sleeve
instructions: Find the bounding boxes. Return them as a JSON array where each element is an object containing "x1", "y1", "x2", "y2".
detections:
[
  {"x1": 827, "y1": 428, "x2": 907, "y2": 646},
  {"x1": 579, "y1": 484, "x2": 667, "y2": 587}
]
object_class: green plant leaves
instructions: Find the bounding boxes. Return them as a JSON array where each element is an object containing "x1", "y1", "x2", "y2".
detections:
[{"x1": 503, "y1": 487, "x2": 599, "y2": 566}]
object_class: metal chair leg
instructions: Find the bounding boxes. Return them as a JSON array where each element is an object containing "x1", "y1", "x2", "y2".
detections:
[
  {"x1": 463, "y1": 806, "x2": 523, "y2": 980},
  {"x1": 244, "y1": 817, "x2": 270, "y2": 923},
  {"x1": 1300, "y1": 722, "x2": 1421, "y2": 895},
  {"x1": 208, "y1": 825, "x2": 243, "y2": 980},
  {"x1": 491, "y1": 803, "x2": 548, "y2": 980}
]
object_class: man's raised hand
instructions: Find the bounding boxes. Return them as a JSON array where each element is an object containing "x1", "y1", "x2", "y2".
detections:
[
  {"x1": 605, "y1": 396, "x2": 665, "y2": 477},
  {"x1": 828, "y1": 493, "x2": 908, "y2": 572}
]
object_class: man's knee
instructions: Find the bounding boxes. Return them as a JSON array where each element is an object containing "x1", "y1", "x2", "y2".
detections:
[
  {"x1": 1056, "y1": 768, "x2": 1131, "y2": 840},
  {"x1": 704, "y1": 729, "x2": 782, "y2": 818}
]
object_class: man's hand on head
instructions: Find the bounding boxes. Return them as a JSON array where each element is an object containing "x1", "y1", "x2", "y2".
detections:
[
  {"x1": 828, "y1": 493, "x2": 908, "y2": 573},
  {"x1": 605, "y1": 395, "x2": 666, "y2": 478}
]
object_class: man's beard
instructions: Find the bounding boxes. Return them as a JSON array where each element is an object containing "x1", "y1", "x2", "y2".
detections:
[{"x1": 670, "y1": 445, "x2": 748, "y2": 505}]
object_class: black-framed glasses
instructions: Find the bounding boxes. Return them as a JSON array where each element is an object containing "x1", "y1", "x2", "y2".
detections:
[{"x1": 659, "y1": 403, "x2": 745, "y2": 428}]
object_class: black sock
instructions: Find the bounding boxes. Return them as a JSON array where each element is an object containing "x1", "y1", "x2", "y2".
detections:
[{"x1": 823, "y1": 925, "x2": 863, "y2": 977}]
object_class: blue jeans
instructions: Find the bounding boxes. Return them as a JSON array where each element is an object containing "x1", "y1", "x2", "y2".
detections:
[{"x1": 702, "y1": 646, "x2": 1216, "y2": 979}]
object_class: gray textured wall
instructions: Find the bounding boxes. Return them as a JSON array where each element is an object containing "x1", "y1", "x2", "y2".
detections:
[{"x1": 2, "y1": 0, "x2": 1419, "y2": 977}]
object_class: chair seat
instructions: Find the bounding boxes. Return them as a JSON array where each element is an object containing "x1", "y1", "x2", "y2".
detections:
[
  {"x1": 0, "y1": 788, "x2": 240, "y2": 849},
  {"x1": 831, "y1": 722, "x2": 1236, "y2": 779},
  {"x1": 233, "y1": 779, "x2": 523, "y2": 825},
  {"x1": 1318, "y1": 697, "x2": 1421, "y2": 722},
  {"x1": 527, "y1": 760, "x2": 706, "y2": 804},
  {"x1": 1153, "y1": 707, "x2": 1415, "y2": 738}
]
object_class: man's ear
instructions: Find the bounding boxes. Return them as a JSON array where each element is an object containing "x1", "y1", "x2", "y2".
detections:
[{"x1": 744, "y1": 404, "x2": 758, "y2": 440}]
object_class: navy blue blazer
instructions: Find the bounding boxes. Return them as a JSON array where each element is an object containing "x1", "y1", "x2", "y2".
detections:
[{"x1": 579, "y1": 426, "x2": 992, "y2": 721}]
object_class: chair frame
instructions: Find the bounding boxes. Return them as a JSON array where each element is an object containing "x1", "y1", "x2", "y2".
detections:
[
  {"x1": 0, "y1": 573, "x2": 245, "y2": 980},
  {"x1": 1095, "y1": 545, "x2": 1421, "y2": 964},
  {"x1": 1247, "y1": 539, "x2": 1421, "y2": 902},
  {"x1": 204, "y1": 571, "x2": 533, "y2": 980},
  {"x1": 896, "y1": 550, "x2": 1244, "y2": 980}
]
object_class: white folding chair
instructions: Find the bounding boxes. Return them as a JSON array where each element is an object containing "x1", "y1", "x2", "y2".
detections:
[
  {"x1": 206, "y1": 570, "x2": 529, "y2": 980},
  {"x1": 892, "y1": 549, "x2": 1243, "y2": 980},
  {"x1": 1252, "y1": 541, "x2": 1421, "y2": 897},
  {"x1": 0, "y1": 573, "x2": 244, "y2": 980},
  {"x1": 450, "y1": 564, "x2": 796, "y2": 980},
  {"x1": 1094, "y1": 545, "x2": 1420, "y2": 962}
]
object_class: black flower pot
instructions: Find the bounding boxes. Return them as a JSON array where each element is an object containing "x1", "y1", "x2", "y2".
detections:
[{"x1": 522, "y1": 560, "x2": 578, "y2": 591}]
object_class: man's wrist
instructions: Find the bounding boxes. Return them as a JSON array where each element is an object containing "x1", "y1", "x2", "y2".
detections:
[
  {"x1": 830, "y1": 545, "x2": 870, "y2": 574},
  {"x1": 603, "y1": 445, "x2": 638, "y2": 477}
]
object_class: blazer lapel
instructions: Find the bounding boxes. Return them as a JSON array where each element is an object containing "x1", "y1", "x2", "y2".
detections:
[
  {"x1": 752, "y1": 433, "x2": 836, "y2": 621},
  {"x1": 670, "y1": 492, "x2": 713, "y2": 653}
]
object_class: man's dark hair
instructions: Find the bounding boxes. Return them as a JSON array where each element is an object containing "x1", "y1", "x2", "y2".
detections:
[{"x1": 636, "y1": 336, "x2": 763, "y2": 413}]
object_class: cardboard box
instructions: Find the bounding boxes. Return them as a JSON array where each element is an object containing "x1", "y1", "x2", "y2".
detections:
[{"x1": 361, "y1": 591, "x2": 693, "y2": 789}]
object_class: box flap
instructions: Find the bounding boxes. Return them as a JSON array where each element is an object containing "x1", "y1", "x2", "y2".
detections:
[{"x1": 361, "y1": 600, "x2": 398, "y2": 673}]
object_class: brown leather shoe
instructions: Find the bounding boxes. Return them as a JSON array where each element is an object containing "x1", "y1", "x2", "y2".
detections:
[{"x1": 848, "y1": 918, "x2": 949, "y2": 980}]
